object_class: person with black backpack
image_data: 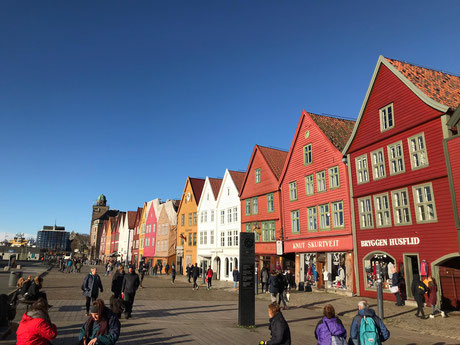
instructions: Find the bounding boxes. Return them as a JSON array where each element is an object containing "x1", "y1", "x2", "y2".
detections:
[
  {"x1": 348, "y1": 300, "x2": 390, "y2": 345},
  {"x1": 411, "y1": 274, "x2": 428, "y2": 319}
]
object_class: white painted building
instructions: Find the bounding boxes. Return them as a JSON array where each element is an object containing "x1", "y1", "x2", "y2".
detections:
[{"x1": 118, "y1": 211, "x2": 136, "y2": 266}]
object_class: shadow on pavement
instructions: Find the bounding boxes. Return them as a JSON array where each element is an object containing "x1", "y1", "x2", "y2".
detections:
[{"x1": 383, "y1": 308, "x2": 417, "y2": 319}]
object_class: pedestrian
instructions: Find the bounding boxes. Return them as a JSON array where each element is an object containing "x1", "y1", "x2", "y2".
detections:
[
  {"x1": 153, "y1": 264, "x2": 158, "y2": 277},
  {"x1": 411, "y1": 274, "x2": 428, "y2": 319},
  {"x1": 261, "y1": 266, "x2": 269, "y2": 293},
  {"x1": 78, "y1": 299, "x2": 121, "y2": 345},
  {"x1": 348, "y1": 300, "x2": 390, "y2": 345},
  {"x1": 139, "y1": 260, "x2": 146, "y2": 288},
  {"x1": 314, "y1": 304, "x2": 347, "y2": 345},
  {"x1": 25, "y1": 277, "x2": 47, "y2": 302},
  {"x1": 260, "y1": 302, "x2": 291, "y2": 345},
  {"x1": 187, "y1": 264, "x2": 192, "y2": 283},
  {"x1": 390, "y1": 268, "x2": 403, "y2": 306},
  {"x1": 192, "y1": 263, "x2": 199, "y2": 290},
  {"x1": 171, "y1": 263, "x2": 176, "y2": 284},
  {"x1": 76, "y1": 261, "x2": 82, "y2": 273},
  {"x1": 111, "y1": 265, "x2": 125, "y2": 298},
  {"x1": 16, "y1": 298, "x2": 57, "y2": 345},
  {"x1": 277, "y1": 272, "x2": 288, "y2": 310},
  {"x1": 268, "y1": 271, "x2": 279, "y2": 303},
  {"x1": 82, "y1": 267, "x2": 103, "y2": 316},
  {"x1": 67, "y1": 259, "x2": 72, "y2": 273},
  {"x1": 121, "y1": 265, "x2": 140, "y2": 319},
  {"x1": 206, "y1": 266, "x2": 213, "y2": 290},
  {"x1": 165, "y1": 263, "x2": 170, "y2": 275},
  {"x1": 233, "y1": 266, "x2": 239, "y2": 291},
  {"x1": 159, "y1": 262, "x2": 163, "y2": 275},
  {"x1": 427, "y1": 277, "x2": 446, "y2": 318}
]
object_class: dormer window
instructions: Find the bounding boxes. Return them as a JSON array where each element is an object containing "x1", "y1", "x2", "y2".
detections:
[
  {"x1": 255, "y1": 168, "x2": 261, "y2": 183},
  {"x1": 380, "y1": 103, "x2": 394, "y2": 132}
]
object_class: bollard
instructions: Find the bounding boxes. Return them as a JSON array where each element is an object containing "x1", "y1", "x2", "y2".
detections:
[{"x1": 8, "y1": 270, "x2": 22, "y2": 288}]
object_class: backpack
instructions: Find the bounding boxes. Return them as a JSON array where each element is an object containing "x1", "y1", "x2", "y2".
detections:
[{"x1": 360, "y1": 316, "x2": 381, "y2": 345}]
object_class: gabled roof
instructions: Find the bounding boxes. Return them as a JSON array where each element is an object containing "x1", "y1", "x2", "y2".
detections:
[
  {"x1": 189, "y1": 177, "x2": 206, "y2": 203},
  {"x1": 209, "y1": 178, "x2": 223, "y2": 199},
  {"x1": 127, "y1": 211, "x2": 137, "y2": 229},
  {"x1": 309, "y1": 114, "x2": 355, "y2": 152},
  {"x1": 386, "y1": 58, "x2": 460, "y2": 109},
  {"x1": 258, "y1": 145, "x2": 289, "y2": 180},
  {"x1": 229, "y1": 170, "x2": 246, "y2": 193}
]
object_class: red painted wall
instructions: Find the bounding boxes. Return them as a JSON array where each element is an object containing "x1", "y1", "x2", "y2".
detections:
[
  {"x1": 143, "y1": 204, "x2": 157, "y2": 258},
  {"x1": 447, "y1": 137, "x2": 460, "y2": 228}
]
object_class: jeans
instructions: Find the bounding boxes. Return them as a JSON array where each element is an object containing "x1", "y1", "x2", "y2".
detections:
[
  {"x1": 85, "y1": 296, "x2": 96, "y2": 313},
  {"x1": 394, "y1": 292, "x2": 402, "y2": 305},
  {"x1": 233, "y1": 281, "x2": 237, "y2": 289},
  {"x1": 123, "y1": 292, "x2": 135, "y2": 316},
  {"x1": 278, "y1": 291, "x2": 287, "y2": 307},
  {"x1": 193, "y1": 278, "x2": 198, "y2": 289},
  {"x1": 415, "y1": 295, "x2": 425, "y2": 317},
  {"x1": 207, "y1": 278, "x2": 212, "y2": 288},
  {"x1": 261, "y1": 282, "x2": 266, "y2": 292},
  {"x1": 431, "y1": 304, "x2": 443, "y2": 315}
]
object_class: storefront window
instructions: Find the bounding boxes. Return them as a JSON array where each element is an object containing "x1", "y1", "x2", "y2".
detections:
[
  {"x1": 304, "y1": 253, "x2": 317, "y2": 286},
  {"x1": 363, "y1": 252, "x2": 396, "y2": 290},
  {"x1": 328, "y1": 252, "x2": 347, "y2": 289}
]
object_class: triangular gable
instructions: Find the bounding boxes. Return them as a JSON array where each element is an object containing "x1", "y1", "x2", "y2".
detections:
[
  {"x1": 216, "y1": 169, "x2": 243, "y2": 206},
  {"x1": 209, "y1": 178, "x2": 223, "y2": 200},
  {"x1": 176, "y1": 177, "x2": 205, "y2": 214},
  {"x1": 343, "y1": 55, "x2": 451, "y2": 154},
  {"x1": 229, "y1": 170, "x2": 246, "y2": 193}
]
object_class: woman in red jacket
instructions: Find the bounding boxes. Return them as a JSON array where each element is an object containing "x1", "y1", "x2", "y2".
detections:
[
  {"x1": 16, "y1": 298, "x2": 57, "y2": 345},
  {"x1": 427, "y1": 277, "x2": 446, "y2": 318}
]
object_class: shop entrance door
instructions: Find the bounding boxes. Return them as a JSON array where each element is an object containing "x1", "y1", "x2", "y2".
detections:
[{"x1": 404, "y1": 254, "x2": 420, "y2": 299}]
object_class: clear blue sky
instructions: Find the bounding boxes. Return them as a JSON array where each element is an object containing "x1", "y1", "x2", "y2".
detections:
[{"x1": 1, "y1": 1, "x2": 459, "y2": 239}]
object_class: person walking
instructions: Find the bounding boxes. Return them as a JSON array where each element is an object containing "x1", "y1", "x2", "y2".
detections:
[
  {"x1": 427, "y1": 277, "x2": 446, "y2": 318},
  {"x1": 153, "y1": 264, "x2": 158, "y2": 277},
  {"x1": 139, "y1": 260, "x2": 146, "y2": 288},
  {"x1": 82, "y1": 267, "x2": 103, "y2": 316},
  {"x1": 261, "y1": 267, "x2": 269, "y2": 293},
  {"x1": 206, "y1": 267, "x2": 213, "y2": 290},
  {"x1": 260, "y1": 302, "x2": 291, "y2": 345},
  {"x1": 78, "y1": 299, "x2": 121, "y2": 345},
  {"x1": 268, "y1": 271, "x2": 279, "y2": 303},
  {"x1": 16, "y1": 298, "x2": 57, "y2": 345},
  {"x1": 391, "y1": 268, "x2": 403, "y2": 306},
  {"x1": 349, "y1": 300, "x2": 390, "y2": 345},
  {"x1": 192, "y1": 263, "x2": 199, "y2": 290},
  {"x1": 314, "y1": 304, "x2": 347, "y2": 345},
  {"x1": 277, "y1": 272, "x2": 288, "y2": 310},
  {"x1": 111, "y1": 265, "x2": 125, "y2": 298},
  {"x1": 411, "y1": 274, "x2": 428, "y2": 319},
  {"x1": 187, "y1": 264, "x2": 192, "y2": 283},
  {"x1": 121, "y1": 266, "x2": 140, "y2": 319},
  {"x1": 165, "y1": 263, "x2": 170, "y2": 275},
  {"x1": 171, "y1": 263, "x2": 176, "y2": 284},
  {"x1": 233, "y1": 267, "x2": 239, "y2": 291}
]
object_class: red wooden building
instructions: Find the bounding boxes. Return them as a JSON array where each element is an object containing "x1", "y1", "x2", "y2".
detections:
[
  {"x1": 343, "y1": 56, "x2": 460, "y2": 309},
  {"x1": 240, "y1": 145, "x2": 288, "y2": 272},
  {"x1": 131, "y1": 207, "x2": 143, "y2": 268},
  {"x1": 279, "y1": 111, "x2": 356, "y2": 292}
]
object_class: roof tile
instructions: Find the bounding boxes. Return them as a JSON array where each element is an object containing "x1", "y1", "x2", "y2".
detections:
[
  {"x1": 208, "y1": 178, "x2": 223, "y2": 199},
  {"x1": 309, "y1": 113, "x2": 356, "y2": 152},
  {"x1": 229, "y1": 170, "x2": 246, "y2": 193},
  {"x1": 258, "y1": 146, "x2": 288, "y2": 180}
]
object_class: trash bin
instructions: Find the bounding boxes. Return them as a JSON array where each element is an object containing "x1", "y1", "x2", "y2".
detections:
[{"x1": 8, "y1": 270, "x2": 23, "y2": 288}]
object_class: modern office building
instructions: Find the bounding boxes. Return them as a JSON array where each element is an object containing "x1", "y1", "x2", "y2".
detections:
[{"x1": 36, "y1": 225, "x2": 70, "y2": 251}]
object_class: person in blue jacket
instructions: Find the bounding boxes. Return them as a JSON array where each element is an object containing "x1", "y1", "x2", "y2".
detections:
[
  {"x1": 348, "y1": 300, "x2": 390, "y2": 345},
  {"x1": 82, "y1": 267, "x2": 104, "y2": 316}
]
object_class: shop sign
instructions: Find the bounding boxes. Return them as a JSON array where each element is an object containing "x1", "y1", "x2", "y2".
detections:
[
  {"x1": 284, "y1": 236, "x2": 352, "y2": 253},
  {"x1": 276, "y1": 240, "x2": 283, "y2": 255},
  {"x1": 359, "y1": 237, "x2": 420, "y2": 247}
]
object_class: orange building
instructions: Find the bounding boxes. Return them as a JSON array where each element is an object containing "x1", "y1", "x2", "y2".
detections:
[{"x1": 176, "y1": 177, "x2": 205, "y2": 275}]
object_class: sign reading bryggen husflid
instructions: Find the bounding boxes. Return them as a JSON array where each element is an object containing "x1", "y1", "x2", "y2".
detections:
[{"x1": 342, "y1": 56, "x2": 460, "y2": 309}]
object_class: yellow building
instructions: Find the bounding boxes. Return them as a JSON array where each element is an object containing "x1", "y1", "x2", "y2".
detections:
[
  {"x1": 176, "y1": 177, "x2": 205, "y2": 275},
  {"x1": 138, "y1": 202, "x2": 148, "y2": 266},
  {"x1": 104, "y1": 217, "x2": 115, "y2": 257}
]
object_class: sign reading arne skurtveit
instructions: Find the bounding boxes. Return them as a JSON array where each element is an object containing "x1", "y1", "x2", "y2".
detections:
[{"x1": 238, "y1": 232, "x2": 255, "y2": 327}]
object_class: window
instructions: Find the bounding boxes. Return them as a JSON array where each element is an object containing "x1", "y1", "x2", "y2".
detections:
[
  {"x1": 181, "y1": 214, "x2": 185, "y2": 226},
  {"x1": 380, "y1": 103, "x2": 394, "y2": 132},
  {"x1": 374, "y1": 193, "x2": 391, "y2": 228},
  {"x1": 245, "y1": 223, "x2": 251, "y2": 232},
  {"x1": 211, "y1": 210, "x2": 215, "y2": 222},
  {"x1": 233, "y1": 207, "x2": 238, "y2": 222},
  {"x1": 391, "y1": 188, "x2": 412, "y2": 225},
  {"x1": 252, "y1": 197, "x2": 258, "y2": 215},
  {"x1": 255, "y1": 168, "x2": 261, "y2": 183},
  {"x1": 317, "y1": 171, "x2": 326, "y2": 192},
  {"x1": 193, "y1": 233, "x2": 197, "y2": 246},
  {"x1": 210, "y1": 230, "x2": 214, "y2": 245},
  {"x1": 267, "y1": 193, "x2": 274, "y2": 213},
  {"x1": 204, "y1": 211, "x2": 208, "y2": 223},
  {"x1": 329, "y1": 166, "x2": 340, "y2": 189},
  {"x1": 227, "y1": 231, "x2": 233, "y2": 246},
  {"x1": 221, "y1": 210, "x2": 225, "y2": 224},
  {"x1": 188, "y1": 213, "x2": 192, "y2": 226},
  {"x1": 188, "y1": 234, "x2": 192, "y2": 246},
  {"x1": 305, "y1": 174, "x2": 314, "y2": 195},
  {"x1": 304, "y1": 144, "x2": 312, "y2": 165},
  {"x1": 319, "y1": 204, "x2": 330, "y2": 230},
  {"x1": 408, "y1": 133, "x2": 429, "y2": 170},
  {"x1": 291, "y1": 210, "x2": 300, "y2": 233},
  {"x1": 153, "y1": 224, "x2": 156, "y2": 233},
  {"x1": 221, "y1": 232, "x2": 225, "y2": 247},
  {"x1": 140, "y1": 239, "x2": 144, "y2": 249},
  {"x1": 371, "y1": 148, "x2": 386, "y2": 180},
  {"x1": 193, "y1": 213, "x2": 197, "y2": 225},
  {"x1": 358, "y1": 197, "x2": 374, "y2": 229},
  {"x1": 356, "y1": 155, "x2": 369, "y2": 184},
  {"x1": 308, "y1": 206, "x2": 317, "y2": 231},
  {"x1": 228, "y1": 208, "x2": 232, "y2": 223},
  {"x1": 203, "y1": 231, "x2": 207, "y2": 245},
  {"x1": 413, "y1": 183, "x2": 437, "y2": 223},
  {"x1": 289, "y1": 181, "x2": 298, "y2": 201},
  {"x1": 253, "y1": 222, "x2": 260, "y2": 241},
  {"x1": 200, "y1": 212, "x2": 204, "y2": 223},
  {"x1": 262, "y1": 221, "x2": 276, "y2": 242},
  {"x1": 199, "y1": 232, "x2": 203, "y2": 245},
  {"x1": 233, "y1": 230, "x2": 239, "y2": 246},
  {"x1": 332, "y1": 201, "x2": 344, "y2": 228},
  {"x1": 388, "y1": 141, "x2": 405, "y2": 175},
  {"x1": 135, "y1": 240, "x2": 138, "y2": 249},
  {"x1": 245, "y1": 199, "x2": 251, "y2": 216}
]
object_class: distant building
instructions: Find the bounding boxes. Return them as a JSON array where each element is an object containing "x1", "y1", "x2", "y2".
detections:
[
  {"x1": 89, "y1": 194, "x2": 119, "y2": 259},
  {"x1": 36, "y1": 225, "x2": 70, "y2": 251}
]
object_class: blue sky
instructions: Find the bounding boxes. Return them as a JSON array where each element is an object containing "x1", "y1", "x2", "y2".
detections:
[{"x1": 1, "y1": 1, "x2": 459, "y2": 239}]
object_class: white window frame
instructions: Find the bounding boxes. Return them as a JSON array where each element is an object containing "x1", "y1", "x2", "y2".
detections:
[
  {"x1": 319, "y1": 203, "x2": 330, "y2": 230},
  {"x1": 210, "y1": 230, "x2": 214, "y2": 245},
  {"x1": 220, "y1": 232, "x2": 225, "y2": 247},
  {"x1": 227, "y1": 208, "x2": 232, "y2": 223},
  {"x1": 220, "y1": 210, "x2": 225, "y2": 225},
  {"x1": 203, "y1": 231, "x2": 207, "y2": 245},
  {"x1": 380, "y1": 103, "x2": 394, "y2": 132},
  {"x1": 373, "y1": 193, "x2": 392, "y2": 228},
  {"x1": 227, "y1": 231, "x2": 233, "y2": 247},
  {"x1": 355, "y1": 154, "x2": 370, "y2": 184},
  {"x1": 233, "y1": 230, "x2": 239, "y2": 246},
  {"x1": 317, "y1": 170, "x2": 326, "y2": 192},
  {"x1": 332, "y1": 201, "x2": 344, "y2": 229},
  {"x1": 233, "y1": 207, "x2": 238, "y2": 222},
  {"x1": 387, "y1": 141, "x2": 406, "y2": 176},
  {"x1": 289, "y1": 181, "x2": 298, "y2": 201},
  {"x1": 408, "y1": 132, "x2": 429, "y2": 170},
  {"x1": 304, "y1": 144, "x2": 312, "y2": 165},
  {"x1": 391, "y1": 188, "x2": 412, "y2": 226},
  {"x1": 305, "y1": 174, "x2": 314, "y2": 195},
  {"x1": 308, "y1": 206, "x2": 317, "y2": 231},
  {"x1": 211, "y1": 210, "x2": 215, "y2": 222},
  {"x1": 291, "y1": 210, "x2": 300, "y2": 233},
  {"x1": 371, "y1": 148, "x2": 386, "y2": 180},
  {"x1": 199, "y1": 231, "x2": 203, "y2": 245},
  {"x1": 329, "y1": 166, "x2": 340, "y2": 189},
  {"x1": 358, "y1": 196, "x2": 374, "y2": 229},
  {"x1": 412, "y1": 182, "x2": 437, "y2": 223}
]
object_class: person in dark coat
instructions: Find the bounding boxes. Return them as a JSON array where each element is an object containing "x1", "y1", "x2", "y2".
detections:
[
  {"x1": 411, "y1": 274, "x2": 427, "y2": 319},
  {"x1": 25, "y1": 277, "x2": 47, "y2": 302},
  {"x1": 171, "y1": 264, "x2": 176, "y2": 284},
  {"x1": 277, "y1": 272, "x2": 288, "y2": 310},
  {"x1": 186, "y1": 265, "x2": 192, "y2": 283},
  {"x1": 268, "y1": 271, "x2": 279, "y2": 303},
  {"x1": 314, "y1": 304, "x2": 346, "y2": 345},
  {"x1": 79, "y1": 299, "x2": 120, "y2": 345},
  {"x1": 82, "y1": 268, "x2": 103, "y2": 316},
  {"x1": 111, "y1": 265, "x2": 125, "y2": 298},
  {"x1": 232, "y1": 267, "x2": 239, "y2": 291},
  {"x1": 192, "y1": 263, "x2": 199, "y2": 290},
  {"x1": 427, "y1": 277, "x2": 446, "y2": 318},
  {"x1": 121, "y1": 266, "x2": 140, "y2": 319},
  {"x1": 139, "y1": 261, "x2": 145, "y2": 288},
  {"x1": 349, "y1": 300, "x2": 390, "y2": 345},
  {"x1": 260, "y1": 302, "x2": 291, "y2": 345},
  {"x1": 165, "y1": 263, "x2": 170, "y2": 275},
  {"x1": 391, "y1": 268, "x2": 403, "y2": 306}
]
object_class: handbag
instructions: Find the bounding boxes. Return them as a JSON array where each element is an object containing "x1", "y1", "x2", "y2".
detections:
[
  {"x1": 389, "y1": 285, "x2": 399, "y2": 293},
  {"x1": 324, "y1": 319, "x2": 347, "y2": 345}
]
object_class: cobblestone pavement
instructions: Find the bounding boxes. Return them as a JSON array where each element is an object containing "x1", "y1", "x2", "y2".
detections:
[{"x1": 4, "y1": 266, "x2": 458, "y2": 345}]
